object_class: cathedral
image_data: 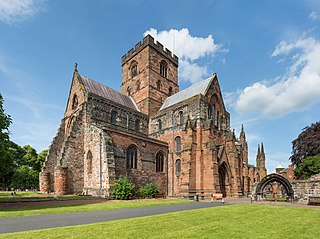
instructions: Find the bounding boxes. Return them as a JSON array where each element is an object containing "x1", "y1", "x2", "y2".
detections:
[{"x1": 40, "y1": 35, "x2": 267, "y2": 198}]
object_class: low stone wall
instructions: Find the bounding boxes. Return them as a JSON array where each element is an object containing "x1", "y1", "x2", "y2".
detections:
[{"x1": 292, "y1": 174, "x2": 320, "y2": 204}]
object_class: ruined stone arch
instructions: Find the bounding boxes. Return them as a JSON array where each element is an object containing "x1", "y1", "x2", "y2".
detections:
[{"x1": 255, "y1": 173, "x2": 294, "y2": 198}]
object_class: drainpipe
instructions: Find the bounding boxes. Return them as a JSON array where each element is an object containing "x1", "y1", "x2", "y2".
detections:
[{"x1": 99, "y1": 132, "x2": 103, "y2": 198}]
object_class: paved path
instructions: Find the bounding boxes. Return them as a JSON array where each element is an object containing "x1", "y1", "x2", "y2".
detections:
[{"x1": 0, "y1": 202, "x2": 219, "y2": 234}]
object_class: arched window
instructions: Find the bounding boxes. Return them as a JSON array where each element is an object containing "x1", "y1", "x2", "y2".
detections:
[
  {"x1": 175, "y1": 136, "x2": 181, "y2": 152},
  {"x1": 156, "y1": 80, "x2": 161, "y2": 91},
  {"x1": 135, "y1": 119, "x2": 140, "y2": 132},
  {"x1": 127, "y1": 145, "x2": 137, "y2": 169},
  {"x1": 136, "y1": 80, "x2": 140, "y2": 91},
  {"x1": 130, "y1": 61, "x2": 138, "y2": 77},
  {"x1": 156, "y1": 152, "x2": 164, "y2": 172},
  {"x1": 111, "y1": 110, "x2": 118, "y2": 125},
  {"x1": 87, "y1": 150, "x2": 93, "y2": 174},
  {"x1": 127, "y1": 86, "x2": 131, "y2": 96},
  {"x1": 216, "y1": 111, "x2": 219, "y2": 127},
  {"x1": 176, "y1": 159, "x2": 181, "y2": 174},
  {"x1": 158, "y1": 119, "x2": 162, "y2": 131},
  {"x1": 179, "y1": 111, "x2": 184, "y2": 125},
  {"x1": 72, "y1": 94, "x2": 78, "y2": 111},
  {"x1": 168, "y1": 87, "x2": 173, "y2": 96},
  {"x1": 160, "y1": 60, "x2": 167, "y2": 77}
]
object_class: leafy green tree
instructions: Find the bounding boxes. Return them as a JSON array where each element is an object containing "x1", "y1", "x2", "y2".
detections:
[
  {"x1": 36, "y1": 149, "x2": 48, "y2": 172},
  {"x1": 290, "y1": 121, "x2": 320, "y2": 166},
  {"x1": 138, "y1": 182, "x2": 159, "y2": 198},
  {"x1": 11, "y1": 165, "x2": 39, "y2": 190},
  {"x1": 0, "y1": 93, "x2": 14, "y2": 189},
  {"x1": 22, "y1": 145, "x2": 38, "y2": 168},
  {"x1": 112, "y1": 177, "x2": 134, "y2": 200},
  {"x1": 294, "y1": 155, "x2": 320, "y2": 179}
]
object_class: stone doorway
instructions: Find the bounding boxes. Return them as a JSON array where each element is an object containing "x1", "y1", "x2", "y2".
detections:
[{"x1": 219, "y1": 162, "x2": 231, "y2": 197}]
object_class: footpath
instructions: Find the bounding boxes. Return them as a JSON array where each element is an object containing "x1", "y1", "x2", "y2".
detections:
[{"x1": 0, "y1": 201, "x2": 217, "y2": 234}]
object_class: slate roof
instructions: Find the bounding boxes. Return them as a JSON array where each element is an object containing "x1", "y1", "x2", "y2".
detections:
[
  {"x1": 159, "y1": 76, "x2": 213, "y2": 111},
  {"x1": 79, "y1": 75, "x2": 139, "y2": 111}
]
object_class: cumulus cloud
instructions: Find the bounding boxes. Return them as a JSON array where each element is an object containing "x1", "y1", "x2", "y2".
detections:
[
  {"x1": 235, "y1": 37, "x2": 320, "y2": 117},
  {"x1": 144, "y1": 28, "x2": 221, "y2": 83},
  {"x1": 0, "y1": 0, "x2": 45, "y2": 24}
]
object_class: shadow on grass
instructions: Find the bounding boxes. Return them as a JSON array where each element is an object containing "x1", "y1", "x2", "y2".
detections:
[{"x1": 0, "y1": 202, "x2": 102, "y2": 212}]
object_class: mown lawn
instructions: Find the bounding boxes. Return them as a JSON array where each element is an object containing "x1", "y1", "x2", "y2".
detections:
[
  {"x1": 0, "y1": 199, "x2": 191, "y2": 218},
  {"x1": 0, "y1": 204, "x2": 319, "y2": 239},
  {"x1": 0, "y1": 191, "x2": 92, "y2": 202}
]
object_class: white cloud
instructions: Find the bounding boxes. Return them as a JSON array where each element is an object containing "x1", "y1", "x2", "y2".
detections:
[
  {"x1": 235, "y1": 37, "x2": 320, "y2": 117},
  {"x1": 0, "y1": 0, "x2": 45, "y2": 24},
  {"x1": 179, "y1": 60, "x2": 208, "y2": 84},
  {"x1": 309, "y1": 11, "x2": 320, "y2": 21},
  {"x1": 144, "y1": 28, "x2": 222, "y2": 83}
]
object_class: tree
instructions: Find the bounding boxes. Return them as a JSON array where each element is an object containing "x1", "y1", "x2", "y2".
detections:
[
  {"x1": 290, "y1": 121, "x2": 320, "y2": 167},
  {"x1": 11, "y1": 165, "x2": 39, "y2": 190},
  {"x1": 0, "y1": 93, "x2": 13, "y2": 189},
  {"x1": 294, "y1": 155, "x2": 320, "y2": 179},
  {"x1": 36, "y1": 149, "x2": 48, "y2": 172}
]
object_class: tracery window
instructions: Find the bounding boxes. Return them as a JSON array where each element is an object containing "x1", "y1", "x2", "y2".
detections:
[
  {"x1": 160, "y1": 60, "x2": 168, "y2": 78},
  {"x1": 126, "y1": 145, "x2": 137, "y2": 169},
  {"x1": 156, "y1": 152, "x2": 164, "y2": 172}
]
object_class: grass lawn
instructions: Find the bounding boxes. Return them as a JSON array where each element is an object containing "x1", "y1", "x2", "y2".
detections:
[
  {"x1": 0, "y1": 191, "x2": 92, "y2": 202},
  {"x1": 0, "y1": 199, "x2": 191, "y2": 218},
  {"x1": 0, "y1": 204, "x2": 319, "y2": 239}
]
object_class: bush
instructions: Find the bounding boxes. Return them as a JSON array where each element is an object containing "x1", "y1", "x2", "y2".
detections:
[
  {"x1": 112, "y1": 177, "x2": 134, "y2": 200},
  {"x1": 10, "y1": 165, "x2": 39, "y2": 190},
  {"x1": 139, "y1": 182, "x2": 159, "y2": 198}
]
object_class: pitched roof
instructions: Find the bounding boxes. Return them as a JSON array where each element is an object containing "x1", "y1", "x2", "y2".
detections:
[
  {"x1": 79, "y1": 75, "x2": 139, "y2": 111},
  {"x1": 159, "y1": 76, "x2": 213, "y2": 111}
]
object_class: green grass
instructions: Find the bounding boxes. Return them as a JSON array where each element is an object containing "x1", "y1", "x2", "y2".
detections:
[
  {"x1": 0, "y1": 204, "x2": 319, "y2": 239},
  {"x1": 0, "y1": 199, "x2": 191, "y2": 218},
  {"x1": 0, "y1": 191, "x2": 93, "y2": 202}
]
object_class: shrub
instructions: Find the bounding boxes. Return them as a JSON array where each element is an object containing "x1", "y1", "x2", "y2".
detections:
[
  {"x1": 112, "y1": 177, "x2": 134, "y2": 200},
  {"x1": 139, "y1": 182, "x2": 159, "y2": 198}
]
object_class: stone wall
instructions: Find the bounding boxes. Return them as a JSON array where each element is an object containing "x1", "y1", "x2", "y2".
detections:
[{"x1": 292, "y1": 173, "x2": 320, "y2": 204}]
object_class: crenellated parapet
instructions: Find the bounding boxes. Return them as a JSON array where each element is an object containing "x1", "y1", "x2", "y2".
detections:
[{"x1": 121, "y1": 34, "x2": 179, "y2": 66}]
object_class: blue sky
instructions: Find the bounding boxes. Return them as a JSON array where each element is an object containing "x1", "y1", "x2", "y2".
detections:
[{"x1": 1, "y1": 0, "x2": 320, "y2": 173}]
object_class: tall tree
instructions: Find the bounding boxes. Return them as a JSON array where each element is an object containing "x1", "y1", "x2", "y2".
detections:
[
  {"x1": 35, "y1": 149, "x2": 48, "y2": 172},
  {"x1": 0, "y1": 93, "x2": 13, "y2": 188},
  {"x1": 290, "y1": 121, "x2": 320, "y2": 167}
]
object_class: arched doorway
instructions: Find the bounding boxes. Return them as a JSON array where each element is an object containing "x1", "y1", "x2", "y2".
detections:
[
  {"x1": 255, "y1": 173, "x2": 294, "y2": 201},
  {"x1": 218, "y1": 162, "x2": 231, "y2": 197}
]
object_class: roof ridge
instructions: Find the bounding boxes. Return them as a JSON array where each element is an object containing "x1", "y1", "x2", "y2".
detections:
[{"x1": 79, "y1": 74, "x2": 139, "y2": 112}]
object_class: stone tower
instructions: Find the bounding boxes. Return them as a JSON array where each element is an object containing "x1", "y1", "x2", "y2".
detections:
[{"x1": 121, "y1": 35, "x2": 179, "y2": 116}]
